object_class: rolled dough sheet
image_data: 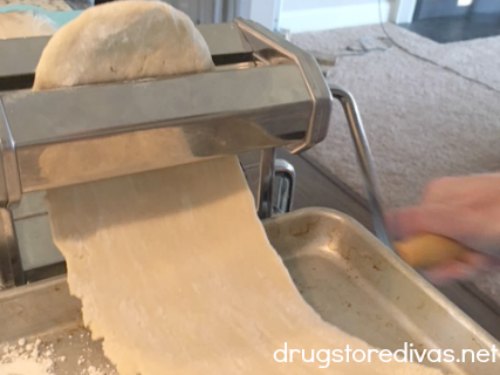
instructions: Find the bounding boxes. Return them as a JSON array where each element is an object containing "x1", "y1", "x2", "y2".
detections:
[{"x1": 47, "y1": 157, "x2": 442, "y2": 375}]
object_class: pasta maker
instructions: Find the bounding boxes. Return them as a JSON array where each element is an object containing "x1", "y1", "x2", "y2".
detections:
[
  {"x1": 0, "y1": 19, "x2": 386, "y2": 289},
  {"x1": 1, "y1": 20, "x2": 498, "y2": 375}
]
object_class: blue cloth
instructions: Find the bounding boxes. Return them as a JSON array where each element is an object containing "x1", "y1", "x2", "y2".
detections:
[{"x1": 0, "y1": 4, "x2": 81, "y2": 28}]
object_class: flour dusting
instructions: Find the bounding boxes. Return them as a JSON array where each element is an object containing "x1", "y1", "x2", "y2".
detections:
[
  {"x1": 0, "y1": 333, "x2": 115, "y2": 375},
  {"x1": 0, "y1": 338, "x2": 54, "y2": 375}
]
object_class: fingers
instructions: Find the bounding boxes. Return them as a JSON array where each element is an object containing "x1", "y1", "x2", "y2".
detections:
[
  {"x1": 421, "y1": 174, "x2": 500, "y2": 205},
  {"x1": 422, "y1": 252, "x2": 493, "y2": 284},
  {"x1": 386, "y1": 205, "x2": 499, "y2": 257},
  {"x1": 387, "y1": 207, "x2": 500, "y2": 282},
  {"x1": 387, "y1": 174, "x2": 500, "y2": 279},
  {"x1": 385, "y1": 205, "x2": 465, "y2": 241},
  {"x1": 385, "y1": 207, "x2": 420, "y2": 240},
  {"x1": 423, "y1": 261, "x2": 477, "y2": 285}
]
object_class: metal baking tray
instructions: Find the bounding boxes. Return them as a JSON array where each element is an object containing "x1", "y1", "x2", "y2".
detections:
[{"x1": 0, "y1": 208, "x2": 498, "y2": 374}]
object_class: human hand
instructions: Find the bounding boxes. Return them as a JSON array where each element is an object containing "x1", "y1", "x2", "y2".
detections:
[{"x1": 387, "y1": 174, "x2": 500, "y2": 283}]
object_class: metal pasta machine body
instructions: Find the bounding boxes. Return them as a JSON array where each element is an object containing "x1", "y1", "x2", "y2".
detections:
[{"x1": 0, "y1": 20, "x2": 335, "y2": 288}]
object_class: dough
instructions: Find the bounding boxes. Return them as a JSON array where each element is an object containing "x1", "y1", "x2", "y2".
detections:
[
  {"x1": 0, "y1": 12, "x2": 55, "y2": 39},
  {"x1": 39, "y1": 1, "x2": 443, "y2": 374},
  {"x1": 32, "y1": 0, "x2": 214, "y2": 186},
  {"x1": 47, "y1": 158, "x2": 442, "y2": 375},
  {"x1": 33, "y1": 0, "x2": 213, "y2": 90}
]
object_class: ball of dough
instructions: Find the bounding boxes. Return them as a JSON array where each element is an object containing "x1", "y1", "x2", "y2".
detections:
[{"x1": 33, "y1": 0, "x2": 214, "y2": 90}]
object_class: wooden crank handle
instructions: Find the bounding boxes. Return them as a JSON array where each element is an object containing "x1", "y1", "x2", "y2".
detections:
[{"x1": 395, "y1": 234, "x2": 471, "y2": 269}]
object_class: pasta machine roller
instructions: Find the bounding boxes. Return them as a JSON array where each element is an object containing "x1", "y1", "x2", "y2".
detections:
[{"x1": 0, "y1": 19, "x2": 333, "y2": 288}]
